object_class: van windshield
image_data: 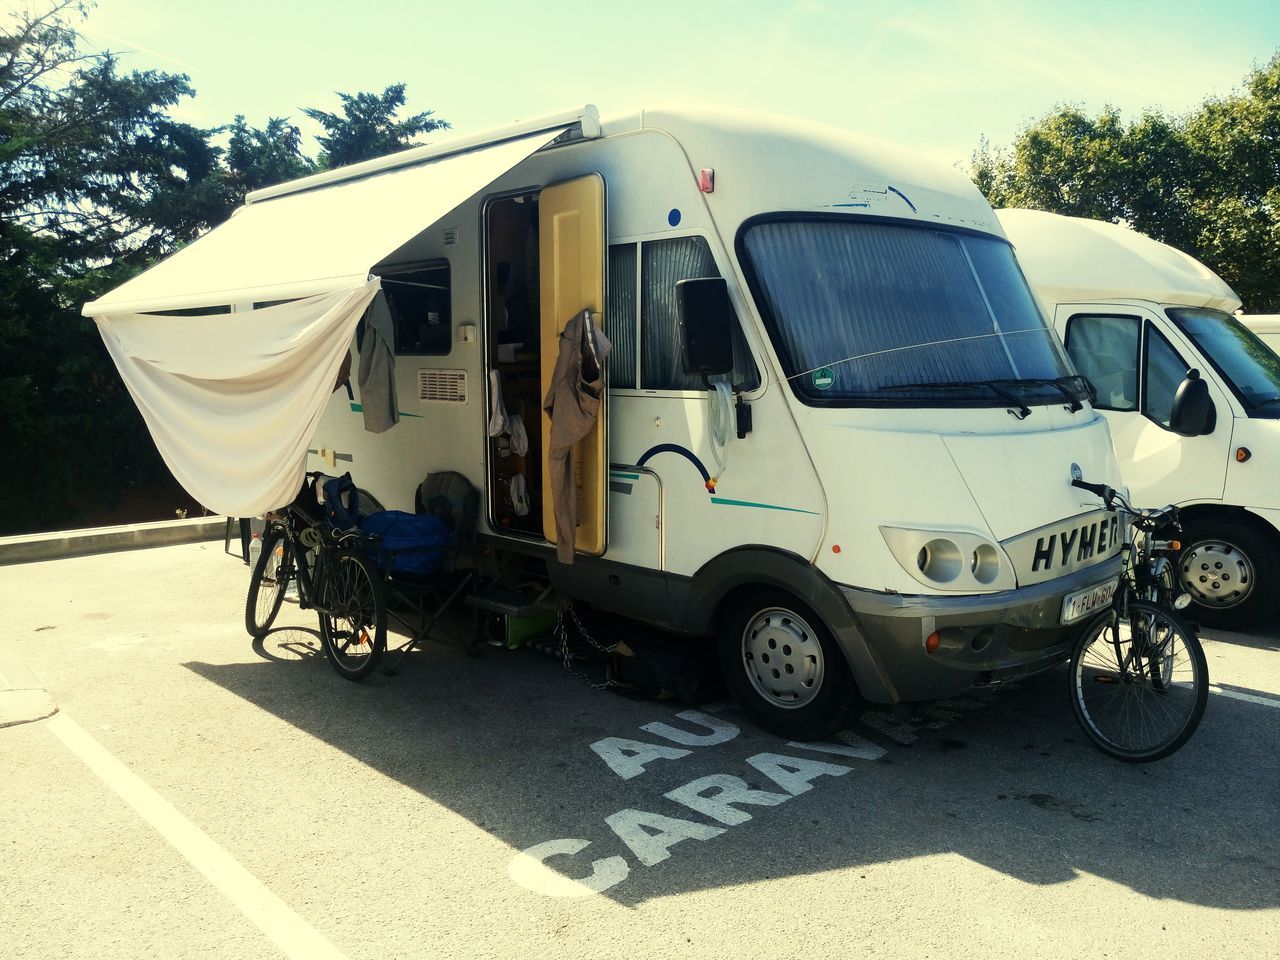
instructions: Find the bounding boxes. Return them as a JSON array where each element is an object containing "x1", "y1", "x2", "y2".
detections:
[
  {"x1": 740, "y1": 218, "x2": 1079, "y2": 406},
  {"x1": 1169, "y1": 308, "x2": 1280, "y2": 418}
]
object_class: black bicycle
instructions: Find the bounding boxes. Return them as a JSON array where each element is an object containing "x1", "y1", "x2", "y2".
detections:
[
  {"x1": 1069, "y1": 478, "x2": 1208, "y2": 762},
  {"x1": 244, "y1": 473, "x2": 388, "y2": 680}
]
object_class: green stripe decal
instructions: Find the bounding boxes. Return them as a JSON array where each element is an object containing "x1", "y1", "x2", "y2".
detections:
[
  {"x1": 610, "y1": 471, "x2": 642, "y2": 480},
  {"x1": 348, "y1": 402, "x2": 423, "y2": 419},
  {"x1": 710, "y1": 496, "x2": 821, "y2": 516}
]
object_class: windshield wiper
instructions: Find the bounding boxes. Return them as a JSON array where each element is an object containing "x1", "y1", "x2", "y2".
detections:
[
  {"x1": 879, "y1": 380, "x2": 1032, "y2": 419},
  {"x1": 991, "y1": 375, "x2": 1093, "y2": 412}
]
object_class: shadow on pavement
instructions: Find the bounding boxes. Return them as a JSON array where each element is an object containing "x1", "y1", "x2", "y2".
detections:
[{"x1": 184, "y1": 630, "x2": 1278, "y2": 909}]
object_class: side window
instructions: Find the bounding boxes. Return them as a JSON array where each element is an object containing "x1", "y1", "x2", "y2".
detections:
[
  {"x1": 606, "y1": 244, "x2": 637, "y2": 389},
  {"x1": 640, "y1": 236, "x2": 759, "y2": 391},
  {"x1": 1144, "y1": 324, "x2": 1189, "y2": 428},
  {"x1": 1064, "y1": 314, "x2": 1139, "y2": 411},
  {"x1": 383, "y1": 261, "x2": 452, "y2": 355}
]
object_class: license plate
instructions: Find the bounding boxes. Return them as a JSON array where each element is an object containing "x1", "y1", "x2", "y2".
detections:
[{"x1": 1061, "y1": 578, "x2": 1119, "y2": 624}]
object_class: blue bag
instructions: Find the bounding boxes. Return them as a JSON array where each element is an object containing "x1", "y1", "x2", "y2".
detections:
[
  {"x1": 358, "y1": 510, "x2": 452, "y2": 576},
  {"x1": 322, "y1": 473, "x2": 362, "y2": 530}
]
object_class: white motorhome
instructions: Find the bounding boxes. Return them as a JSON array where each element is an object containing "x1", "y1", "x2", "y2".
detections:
[
  {"x1": 86, "y1": 106, "x2": 1125, "y2": 739},
  {"x1": 1000, "y1": 208, "x2": 1280, "y2": 627}
]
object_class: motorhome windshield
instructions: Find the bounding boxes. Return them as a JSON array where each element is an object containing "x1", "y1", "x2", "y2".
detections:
[
  {"x1": 1169, "y1": 308, "x2": 1280, "y2": 418},
  {"x1": 740, "y1": 217, "x2": 1075, "y2": 406}
]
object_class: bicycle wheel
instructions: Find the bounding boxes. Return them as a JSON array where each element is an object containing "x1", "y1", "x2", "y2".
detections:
[
  {"x1": 245, "y1": 524, "x2": 293, "y2": 638},
  {"x1": 1069, "y1": 599, "x2": 1208, "y2": 762},
  {"x1": 317, "y1": 548, "x2": 387, "y2": 681}
]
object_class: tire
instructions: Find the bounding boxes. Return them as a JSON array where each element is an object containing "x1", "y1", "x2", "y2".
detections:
[
  {"x1": 318, "y1": 548, "x2": 387, "y2": 681},
  {"x1": 717, "y1": 589, "x2": 859, "y2": 741},
  {"x1": 1177, "y1": 517, "x2": 1279, "y2": 628},
  {"x1": 245, "y1": 525, "x2": 292, "y2": 639},
  {"x1": 1069, "y1": 600, "x2": 1208, "y2": 763}
]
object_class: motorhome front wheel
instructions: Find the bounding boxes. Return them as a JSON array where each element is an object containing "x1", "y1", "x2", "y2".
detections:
[{"x1": 718, "y1": 590, "x2": 858, "y2": 741}]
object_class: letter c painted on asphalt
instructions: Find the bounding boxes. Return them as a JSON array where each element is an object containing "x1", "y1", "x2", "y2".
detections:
[{"x1": 508, "y1": 838, "x2": 630, "y2": 897}]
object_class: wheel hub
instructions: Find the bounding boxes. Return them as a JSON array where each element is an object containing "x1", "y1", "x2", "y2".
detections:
[
  {"x1": 1180, "y1": 539, "x2": 1254, "y2": 608},
  {"x1": 741, "y1": 607, "x2": 824, "y2": 709}
]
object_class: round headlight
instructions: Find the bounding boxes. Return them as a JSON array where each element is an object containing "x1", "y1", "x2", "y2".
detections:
[{"x1": 918, "y1": 538, "x2": 962, "y2": 583}]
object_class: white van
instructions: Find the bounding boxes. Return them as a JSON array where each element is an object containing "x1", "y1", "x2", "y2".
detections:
[
  {"x1": 86, "y1": 106, "x2": 1124, "y2": 738},
  {"x1": 999, "y1": 208, "x2": 1280, "y2": 627}
]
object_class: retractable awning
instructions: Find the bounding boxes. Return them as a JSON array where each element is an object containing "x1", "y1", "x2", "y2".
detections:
[
  {"x1": 81, "y1": 114, "x2": 588, "y2": 516},
  {"x1": 83, "y1": 126, "x2": 567, "y2": 316}
]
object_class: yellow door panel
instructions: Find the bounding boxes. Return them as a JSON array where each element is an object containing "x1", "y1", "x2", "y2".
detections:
[{"x1": 539, "y1": 174, "x2": 607, "y2": 557}]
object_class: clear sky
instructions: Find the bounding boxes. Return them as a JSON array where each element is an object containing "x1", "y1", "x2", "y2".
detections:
[{"x1": 12, "y1": 0, "x2": 1280, "y2": 166}]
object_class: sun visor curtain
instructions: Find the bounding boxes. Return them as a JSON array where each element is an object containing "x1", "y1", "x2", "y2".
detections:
[
  {"x1": 93, "y1": 282, "x2": 380, "y2": 517},
  {"x1": 82, "y1": 127, "x2": 567, "y2": 316}
]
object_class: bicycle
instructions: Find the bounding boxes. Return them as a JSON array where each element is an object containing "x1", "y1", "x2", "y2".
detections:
[
  {"x1": 244, "y1": 473, "x2": 388, "y2": 680},
  {"x1": 1068, "y1": 478, "x2": 1209, "y2": 762}
]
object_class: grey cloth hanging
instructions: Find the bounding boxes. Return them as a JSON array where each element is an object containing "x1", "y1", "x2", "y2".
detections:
[
  {"x1": 358, "y1": 291, "x2": 399, "y2": 434},
  {"x1": 543, "y1": 309, "x2": 611, "y2": 564}
]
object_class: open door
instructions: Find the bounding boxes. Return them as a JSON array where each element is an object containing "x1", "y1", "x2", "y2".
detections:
[{"x1": 539, "y1": 174, "x2": 607, "y2": 557}]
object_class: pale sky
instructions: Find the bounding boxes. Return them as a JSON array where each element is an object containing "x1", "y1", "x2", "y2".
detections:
[{"x1": 10, "y1": 0, "x2": 1280, "y2": 166}]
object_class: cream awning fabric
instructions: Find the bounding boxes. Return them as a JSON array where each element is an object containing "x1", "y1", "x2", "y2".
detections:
[
  {"x1": 95, "y1": 284, "x2": 380, "y2": 517},
  {"x1": 84, "y1": 128, "x2": 566, "y2": 515},
  {"x1": 83, "y1": 128, "x2": 564, "y2": 316}
]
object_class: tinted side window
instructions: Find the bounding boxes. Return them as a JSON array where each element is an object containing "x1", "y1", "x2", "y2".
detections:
[
  {"x1": 1144, "y1": 324, "x2": 1189, "y2": 428},
  {"x1": 384, "y1": 262, "x2": 451, "y2": 355},
  {"x1": 640, "y1": 236, "x2": 758, "y2": 391},
  {"x1": 606, "y1": 244, "x2": 638, "y2": 389},
  {"x1": 1065, "y1": 314, "x2": 1139, "y2": 411}
]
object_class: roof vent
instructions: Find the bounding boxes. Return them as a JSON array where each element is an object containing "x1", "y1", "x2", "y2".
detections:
[
  {"x1": 418, "y1": 368, "x2": 467, "y2": 404},
  {"x1": 443, "y1": 227, "x2": 458, "y2": 246}
]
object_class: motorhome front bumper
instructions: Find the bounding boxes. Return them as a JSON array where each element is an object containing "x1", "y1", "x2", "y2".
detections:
[{"x1": 838, "y1": 556, "x2": 1124, "y2": 702}]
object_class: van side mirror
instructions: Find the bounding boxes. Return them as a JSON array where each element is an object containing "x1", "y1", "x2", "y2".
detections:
[
  {"x1": 676, "y1": 278, "x2": 735, "y2": 376},
  {"x1": 1169, "y1": 369, "x2": 1215, "y2": 437}
]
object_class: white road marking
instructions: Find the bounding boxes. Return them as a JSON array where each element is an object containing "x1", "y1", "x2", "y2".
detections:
[
  {"x1": 1210, "y1": 685, "x2": 1280, "y2": 709},
  {"x1": 789, "y1": 736, "x2": 887, "y2": 761},
  {"x1": 46, "y1": 714, "x2": 349, "y2": 960}
]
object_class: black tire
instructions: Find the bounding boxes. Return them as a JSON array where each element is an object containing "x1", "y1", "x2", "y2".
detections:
[
  {"x1": 717, "y1": 589, "x2": 860, "y2": 741},
  {"x1": 318, "y1": 548, "x2": 387, "y2": 681},
  {"x1": 1177, "y1": 516, "x2": 1279, "y2": 628},
  {"x1": 245, "y1": 525, "x2": 292, "y2": 639},
  {"x1": 1069, "y1": 600, "x2": 1208, "y2": 762}
]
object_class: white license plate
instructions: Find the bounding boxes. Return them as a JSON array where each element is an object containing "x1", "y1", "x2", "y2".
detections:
[{"x1": 1061, "y1": 578, "x2": 1119, "y2": 624}]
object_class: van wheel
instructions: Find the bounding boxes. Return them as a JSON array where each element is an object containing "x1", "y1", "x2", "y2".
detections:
[
  {"x1": 718, "y1": 590, "x2": 858, "y2": 741},
  {"x1": 1177, "y1": 517, "x2": 1279, "y2": 628}
]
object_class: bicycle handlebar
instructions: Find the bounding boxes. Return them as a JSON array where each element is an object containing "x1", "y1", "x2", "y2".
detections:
[{"x1": 1072, "y1": 478, "x2": 1179, "y2": 534}]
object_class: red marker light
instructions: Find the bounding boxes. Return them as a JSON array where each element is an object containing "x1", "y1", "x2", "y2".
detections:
[
  {"x1": 1236, "y1": 447, "x2": 1252, "y2": 463},
  {"x1": 699, "y1": 168, "x2": 715, "y2": 193},
  {"x1": 925, "y1": 631, "x2": 941, "y2": 654}
]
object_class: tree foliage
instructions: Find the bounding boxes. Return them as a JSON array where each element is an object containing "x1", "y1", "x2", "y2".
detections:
[
  {"x1": 0, "y1": 3, "x2": 450, "y2": 535},
  {"x1": 971, "y1": 53, "x2": 1280, "y2": 312},
  {"x1": 302, "y1": 83, "x2": 449, "y2": 167}
]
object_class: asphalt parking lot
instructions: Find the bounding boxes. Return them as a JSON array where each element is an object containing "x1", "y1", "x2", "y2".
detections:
[{"x1": 2, "y1": 541, "x2": 1278, "y2": 959}]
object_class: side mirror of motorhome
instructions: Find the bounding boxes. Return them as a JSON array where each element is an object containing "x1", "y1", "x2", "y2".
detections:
[
  {"x1": 1169, "y1": 369, "x2": 1215, "y2": 437},
  {"x1": 676, "y1": 277, "x2": 735, "y2": 376}
]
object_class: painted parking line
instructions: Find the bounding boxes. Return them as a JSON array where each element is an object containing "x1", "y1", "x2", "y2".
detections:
[
  {"x1": 1210, "y1": 685, "x2": 1280, "y2": 709},
  {"x1": 46, "y1": 713, "x2": 349, "y2": 960}
]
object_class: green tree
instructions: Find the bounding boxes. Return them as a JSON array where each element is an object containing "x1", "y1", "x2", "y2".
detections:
[
  {"x1": 302, "y1": 83, "x2": 449, "y2": 168},
  {"x1": 0, "y1": 1, "x2": 214, "y2": 533},
  {"x1": 971, "y1": 52, "x2": 1280, "y2": 312},
  {"x1": 223, "y1": 114, "x2": 315, "y2": 200}
]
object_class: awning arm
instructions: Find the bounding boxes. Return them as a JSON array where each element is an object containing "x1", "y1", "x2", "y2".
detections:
[{"x1": 247, "y1": 104, "x2": 601, "y2": 205}]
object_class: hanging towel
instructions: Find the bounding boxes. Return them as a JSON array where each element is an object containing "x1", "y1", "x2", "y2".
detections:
[
  {"x1": 357, "y1": 291, "x2": 399, "y2": 434},
  {"x1": 543, "y1": 309, "x2": 611, "y2": 564},
  {"x1": 488, "y1": 369, "x2": 509, "y2": 437},
  {"x1": 508, "y1": 413, "x2": 529, "y2": 456}
]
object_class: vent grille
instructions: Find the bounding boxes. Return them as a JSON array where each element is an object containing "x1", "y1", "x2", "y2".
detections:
[
  {"x1": 418, "y1": 368, "x2": 467, "y2": 404},
  {"x1": 443, "y1": 227, "x2": 458, "y2": 246}
]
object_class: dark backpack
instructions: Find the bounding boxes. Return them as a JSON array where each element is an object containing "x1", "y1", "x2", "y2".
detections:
[{"x1": 322, "y1": 473, "x2": 362, "y2": 530}]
